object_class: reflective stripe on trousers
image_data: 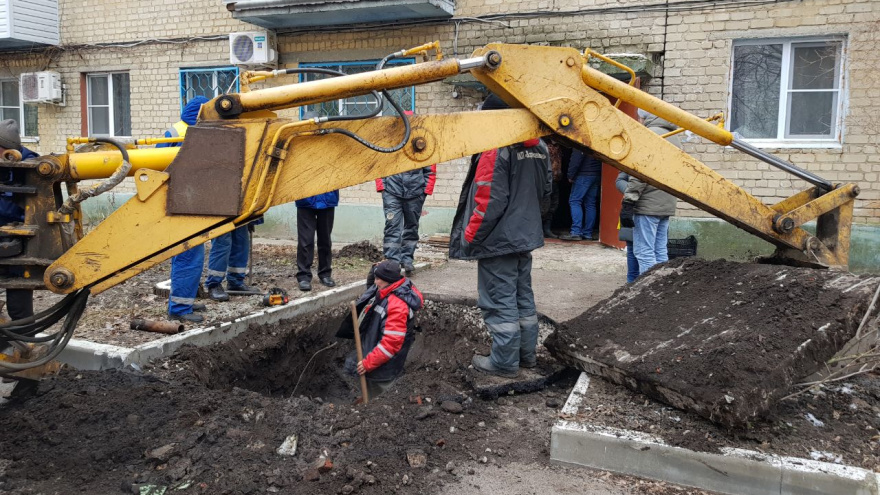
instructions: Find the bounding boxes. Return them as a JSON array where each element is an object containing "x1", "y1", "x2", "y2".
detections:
[
  {"x1": 477, "y1": 252, "x2": 538, "y2": 371},
  {"x1": 205, "y1": 225, "x2": 250, "y2": 287},
  {"x1": 381, "y1": 191, "x2": 425, "y2": 265}
]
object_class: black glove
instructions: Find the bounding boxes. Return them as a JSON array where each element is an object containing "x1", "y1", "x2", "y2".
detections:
[{"x1": 620, "y1": 200, "x2": 635, "y2": 229}]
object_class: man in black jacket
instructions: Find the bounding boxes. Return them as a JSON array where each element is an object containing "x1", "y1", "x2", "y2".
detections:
[
  {"x1": 376, "y1": 160, "x2": 436, "y2": 275},
  {"x1": 449, "y1": 94, "x2": 551, "y2": 378},
  {"x1": 0, "y1": 119, "x2": 39, "y2": 322}
]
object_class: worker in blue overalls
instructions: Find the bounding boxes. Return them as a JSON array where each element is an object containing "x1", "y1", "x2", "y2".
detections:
[{"x1": 164, "y1": 96, "x2": 210, "y2": 323}]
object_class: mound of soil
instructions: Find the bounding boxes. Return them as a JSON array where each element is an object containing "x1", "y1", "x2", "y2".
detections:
[
  {"x1": 0, "y1": 301, "x2": 567, "y2": 495},
  {"x1": 336, "y1": 241, "x2": 383, "y2": 263},
  {"x1": 546, "y1": 258, "x2": 880, "y2": 427}
]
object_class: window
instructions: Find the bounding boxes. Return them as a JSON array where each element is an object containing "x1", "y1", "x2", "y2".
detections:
[
  {"x1": 0, "y1": 80, "x2": 38, "y2": 139},
  {"x1": 729, "y1": 37, "x2": 844, "y2": 145},
  {"x1": 179, "y1": 67, "x2": 239, "y2": 110},
  {"x1": 298, "y1": 60, "x2": 415, "y2": 118},
  {"x1": 87, "y1": 72, "x2": 131, "y2": 137}
]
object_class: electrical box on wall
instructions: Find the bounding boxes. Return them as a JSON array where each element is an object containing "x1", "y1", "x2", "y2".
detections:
[
  {"x1": 20, "y1": 71, "x2": 63, "y2": 104},
  {"x1": 229, "y1": 31, "x2": 277, "y2": 65}
]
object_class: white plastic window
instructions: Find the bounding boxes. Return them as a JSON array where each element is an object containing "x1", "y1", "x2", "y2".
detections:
[
  {"x1": 729, "y1": 37, "x2": 844, "y2": 147},
  {"x1": 87, "y1": 72, "x2": 131, "y2": 137},
  {"x1": 0, "y1": 79, "x2": 38, "y2": 139}
]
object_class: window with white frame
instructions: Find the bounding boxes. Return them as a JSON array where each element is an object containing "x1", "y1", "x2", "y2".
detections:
[
  {"x1": 729, "y1": 37, "x2": 844, "y2": 144},
  {"x1": 179, "y1": 67, "x2": 239, "y2": 109},
  {"x1": 299, "y1": 60, "x2": 415, "y2": 118},
  {"x1": 0, "y1": 79, "x2": 38, "y2": 139},
  {"x1": 87, "y1": 72, "x2": 131, "y2": 137}
]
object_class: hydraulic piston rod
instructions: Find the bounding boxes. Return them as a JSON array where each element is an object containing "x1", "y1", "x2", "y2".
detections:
[
  {"x1": 731, "y1": 139, "x2": 833, "y2": 191},
  {"x1": 210, "y1": 54, "x2": 496, "y2": 119},
  {"x1": 581, "y1": 64, "x2": 833, "y2": 190}
]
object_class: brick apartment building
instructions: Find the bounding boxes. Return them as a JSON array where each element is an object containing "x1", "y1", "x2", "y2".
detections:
[{"x1": 0, "y1": 0, "x2": 876, "y2": 268}]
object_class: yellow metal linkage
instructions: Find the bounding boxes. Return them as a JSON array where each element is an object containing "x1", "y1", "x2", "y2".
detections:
[
  {"x1": 584, "y1": 49, "x2": 637, "y2": 109},
  {"x1": 661, "y1": 112, "x2": 725, "y2": 139}
]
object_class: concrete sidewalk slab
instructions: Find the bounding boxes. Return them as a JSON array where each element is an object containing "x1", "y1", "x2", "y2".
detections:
[{"x1": 551, "y1": 373, "x2": 880, "y2": 495}]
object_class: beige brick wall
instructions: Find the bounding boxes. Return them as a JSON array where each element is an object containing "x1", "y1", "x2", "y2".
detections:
[
  {"x1": 0, "y1": 0, "x2": 876, "y2": 223},
  {"x1": 663, "y1": 0, "x2": 880, "y2": 224}
]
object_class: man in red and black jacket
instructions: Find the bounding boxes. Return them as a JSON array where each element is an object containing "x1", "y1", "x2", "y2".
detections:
[
  {"x1": 353, "y1": 259, "x2": 424, "y2": 398},
  {"x1": 449, "y1": 93, "x2": 552, "y2": 379}
]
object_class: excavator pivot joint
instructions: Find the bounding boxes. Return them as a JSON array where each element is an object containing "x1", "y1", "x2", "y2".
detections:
[{"x1": 486, "y1": 51, "x2": 502, "y2": 69}]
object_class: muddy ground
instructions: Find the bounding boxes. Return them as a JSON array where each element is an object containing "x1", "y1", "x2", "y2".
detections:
[
  {"x1": 547, "y1": 257, "x2": 880, "y2": 427},
  {"x1": 32, "y1": 241, "x2": 383, "y2": 348},
  {"x1": 0, "y1": 300, "x2": 706, "y2": 495}
]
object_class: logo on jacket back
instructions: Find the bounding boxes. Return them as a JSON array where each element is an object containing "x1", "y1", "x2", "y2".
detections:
[{"x1": 517, "y1": 150, "x2": 547, "y2": 160}]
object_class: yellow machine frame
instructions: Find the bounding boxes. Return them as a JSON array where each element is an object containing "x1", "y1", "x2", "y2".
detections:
[{"x1": 4, "y1": 43, "x2": 855, "y2": 297}]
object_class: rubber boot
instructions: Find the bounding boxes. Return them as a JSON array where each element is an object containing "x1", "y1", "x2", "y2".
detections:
[
  {"x1": 518, "y1": 314, "x2": 539, "y2": 368},
  {"x1": 475, "y1": 321, "x2": 520, "y2": 377},
  {"x1": 542, "y1": 219, "x2": 558, "y2": 239},
  {"x1": 472, "y1": 355, "x2": 519, "y2": 379}
]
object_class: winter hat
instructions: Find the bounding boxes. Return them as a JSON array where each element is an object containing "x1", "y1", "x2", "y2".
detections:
[
  {"x1": 0, "y1": 119, "x2": 21, "y2": 151},
  {"x1": 180, "y1": 96, "x2": 209, "y2": 126},
  {"x1": 373, "y1": 260, "x2": 403, "y2": 283},
  {"x1": 480, "y1": 93, "x2": 510, "y2": 111}
]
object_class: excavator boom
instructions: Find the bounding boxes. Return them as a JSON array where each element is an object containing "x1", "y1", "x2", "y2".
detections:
[{"x1": 0, "y1": 44, "x2": 858, "y2": 372}]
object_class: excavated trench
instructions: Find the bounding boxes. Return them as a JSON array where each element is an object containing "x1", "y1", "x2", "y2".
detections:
[
  {"x1": 181, "y1": 298, "x2": 500, "y2": 404},
  {"x1": 0, "y1": 299, "x2": 572, "y2": 495}
]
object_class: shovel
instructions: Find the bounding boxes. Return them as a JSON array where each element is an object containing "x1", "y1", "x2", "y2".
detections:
[{"x1": 351, "y1": 301, "x2": 369, "y2": 404}]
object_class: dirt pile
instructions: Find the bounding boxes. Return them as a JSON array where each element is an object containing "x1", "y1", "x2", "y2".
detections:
[
  {"x1": 0, "y1": 301, "x2": 567, "y2": 495},
  {"x1": 336, "y1": 241, "x2": 383, "y2": 263},
  {"x1": 545, "y1": 257, "x2": 880, "y2": 427}
]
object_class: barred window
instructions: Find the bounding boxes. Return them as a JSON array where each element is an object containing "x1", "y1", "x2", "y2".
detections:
[
  {"x1": 299, "y1": 60, "x2": 415, "y2": 118},
  {"x1": 179, "y1": 67, "x2": 239, "y2": 109},
  {"x1": 729, "y1": 37, "x2": 844, "y2": 145}
]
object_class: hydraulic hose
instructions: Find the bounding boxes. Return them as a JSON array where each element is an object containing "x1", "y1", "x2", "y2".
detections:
[
  {"x1": 0, "y1": 289, "x2": 90, "y2": 373},
  {"x1": 274, "y1": 66, "x2": 412, "y2": 154},
  {"x1": 58, "y1": 137, "x2": 132, "y2": 215}
]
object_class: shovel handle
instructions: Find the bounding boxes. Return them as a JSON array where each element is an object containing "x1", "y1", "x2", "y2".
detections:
[{"x1": 351, "y1": 301, "x2": 369, "y2": 404}]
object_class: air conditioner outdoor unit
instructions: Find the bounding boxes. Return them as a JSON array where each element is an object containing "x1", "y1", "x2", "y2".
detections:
[
  {"x1": 229, "y1": 31, "x2": 276, "y2": 65},
  {"x1": 21, "y1": 71, "x2": 63, "y2": 104}
]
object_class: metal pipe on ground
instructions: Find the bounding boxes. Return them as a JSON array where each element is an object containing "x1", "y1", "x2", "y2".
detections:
[{"x1": 130, "y1": 319, "x2": 184, "y2": 335}]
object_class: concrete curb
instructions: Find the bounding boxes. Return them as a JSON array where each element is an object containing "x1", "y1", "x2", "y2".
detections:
[
  {"x1": 550, "y1": 373, "x2": 880, "y2": 495},
  {"x1": 59, "y1": 263, "x2": 431, "y2": 370}
]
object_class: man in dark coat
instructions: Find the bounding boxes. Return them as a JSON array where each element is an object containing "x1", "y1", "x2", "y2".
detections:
[
  {"x1": 0, "y1": 119, "x2": 38, "y2": 321},
  {"x1": 376, "y1": 112, "x2": 437, "y2": 275},
  {"x1": 449, "y1": 94, "x2": 551, "y2": 378},
  {"x1": 560, "y1": 149, "x2": 602, "y2": 241},
  {"x1": 295, "y1": 190, "x2": 338, "y2": 291}
]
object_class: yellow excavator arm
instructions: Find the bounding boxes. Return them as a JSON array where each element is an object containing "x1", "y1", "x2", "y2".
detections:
[
  {"x1": 0, "y1": 44, "x2": 857, "y2": 358},
  {"x1": 0, "y1": 42, "x2": 858, "y2": 371},
  {"x1": 38, "y1": 43, "x2": 853, "y2": 299}
]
